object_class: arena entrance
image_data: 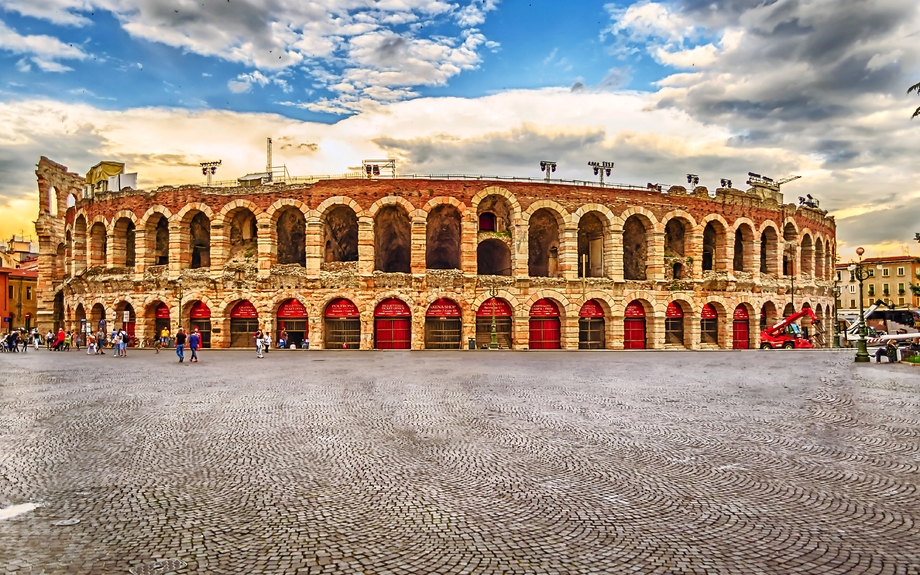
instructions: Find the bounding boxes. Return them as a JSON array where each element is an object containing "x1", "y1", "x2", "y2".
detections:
[
  {"x1": 733, "y1": 305, "x2": 750, "y2": 349},
  {"x1": 425, "y1": 298, "x2": 462, "y2": 349},
  {"x1": 578, "y1": 299, "x2": 606, "y2": 349},
  {"x1": 374, "y1": 298, "x2": 411, "y2": 349},
  {"x1": 229, "y1": 300, "x2": 259, "y2": 348},
  {"x1": 154, "y1": 303, "x2": 170, "y2": 342},
  {"x1": 189, "y1": 301, "x2": 211, "y2": 348},
  {"x1": 277, "y1": 299, "x2": 308, "y2": 348},
  {"x1": 476, "y1": 298, "x2": 513, "y2": 349},
  {"x1": 324, "y1": 298, "x2": 361, "y2": 349},
  {"x1": 624, "y1": 300, "x2": 646, "y2": 349},
  {"x1": 665, "y1": 302, "x2": 685, "y2": 346},
  {"x1": 117, "y1": 303, "x2": 136, "y2": 345},
  {"x1": 529, "y1": 299, "x2": 561, "y2": 349}
]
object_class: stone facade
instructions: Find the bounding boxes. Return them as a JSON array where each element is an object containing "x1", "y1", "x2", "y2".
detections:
[{"x1": 34, "y1": 156, "x2": 837, "y2": 350}]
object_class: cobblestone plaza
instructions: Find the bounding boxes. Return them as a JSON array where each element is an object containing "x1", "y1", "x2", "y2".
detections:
[{"x1": 1, "y1": 350, "x2": 918, "y2": 574}]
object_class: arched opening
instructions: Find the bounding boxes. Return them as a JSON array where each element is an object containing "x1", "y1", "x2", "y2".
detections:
[
  {"x1": 577, "y1": 212, "x2": 605, "y2": 278},
  {"x1": 760, "y1": 301, "x2": 778, "y2": 332},
  {"x1": 188, "y1": 211, "x2": 211, "y2": 269},
  {"x1": 760, "y1": 227, "x2": 778, "y2": 275},
  {"x1": 229, "y1": 300, "x2": 258, "y2": 348},
  {"x1": 73, "y1": 216, "x2": 87, "y2": 275},
  {"x1": 115, "y1": 302, "x2": 136, "y2": 345},
  {"x1": 425, "y1": 298, "x2": 462, "y2": 349},
  {"x1": 48, "y1": 186, "x2": 58, "y2": 216},
  {"x1": 800, "y1": 234, "x2": 814, "y2": 277},
  {"x1": 703, "y1": 221, "x2": 725, "y2": 272},
  {"x1": 815, "y1": 239, "x2": 825, "y2": 280},
  {"x1": 426, "y1": 204, "x2": 461, "y2": 270},
  {"x1": 783, "y1": 223, "x2": 797, "y2": 276},
  {"x1": 53, "y1": 292, "x2": 65, "y2": 331},
  {"x1": 528, "y1": 209, "x2": 561, "y2": 277},
  {"x1": 89, "y1": 222, "x2": 107, "y2": 267},
  {"x1": 733, "y1": 224, "x2": 754, "y2": 273},
  {"x1": 54, "y1": 243, "x2": 66, "y2": 280},
  {"x1": 91, "y1": 303, "x2": 106, "y2": 333},
  {"x1": 825, "y1": 240, "x2": 832, "y2": 279},
  {"x1": 623, "y1": 300, "x2": 646, "y2": 349},
  {"x1": 74, "y1": 304, "x2": 86, "y2": 339},
  {"x1": 374, "y1": 298, "x2": 411, "y2": 349},
  {"x1": 147, "y1": 214, "x2": 170, "y2": 266},
  {"x1": 113, "y1": 217, "x2": 136, "y2": 268},
  {"x1": 66, "y1": 194, "x2": 76, "y2": 209},
  {"x1": 700, "y1": 303, "x2": 719, "y2": 345},
  {"x1": 374, "y1": 205, "x2": 411, "y2": 273},
  {"x1": 733, "y1": 305, "x2": 750, "y2": 349},
  {"x1": 783, "y1": 302, "x2": 796, "y2": 317},
  {"x1": 578, "y1": 299, "x2": 606, "y2": 349},
  {"x1": 153, "y1": 302, "x2": 171, "y2": 344},
  {"x1": 188, "y1": 301, "x2": 211, "y2": 348},
  {"x1": 324, "y1": 298, "x2": 361, "y2": 349},
  {"x1": 227, "y1": 208, "x2": 257, "y2": 264},
  {"x1": 664, "y1": 218, "x2": 687, "y2": 279},
  {"x1": 476, "y1": 298, "x2": 512, "y2": 349},
  {"x1": 529, "y1": 299, "x2": 561, "y2": 349},
  {"x1": 477, "y1": 195, "x2": 512, "y2": 233},
  {"x1": 276, "y1": 299, "x2": 308, "y2": 348},
  {"x1": 665, "y1": 302, "x2": 686, "y2": 347},
  {"x1": 323, "y1": 205, "x2": 359, "y2": 264},
  {"x1": 276, "y1": 207, "x2": 306, "y2": 266},
  {"x1": 623, "y1": 215, "x2": 648, "y2": 280},
  {"x1": 477, "y1": 239, "x2": 512, "y2": 276}
]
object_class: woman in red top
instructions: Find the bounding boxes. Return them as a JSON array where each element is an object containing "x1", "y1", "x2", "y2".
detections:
[{"x1": 54, "y1": 328, "x2": 66, "y2": 351}]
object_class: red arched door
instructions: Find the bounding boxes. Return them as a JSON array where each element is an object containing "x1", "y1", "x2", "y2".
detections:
[
  {"x1": 476, "y1": 298, "x2": 513, "y2": 348},
  {"x1": 665, "y1": 302, "x2": 684, "y2": 346},
  {"x1": 733, "y1": 305, "x2": 750, "y2": 349},
  {"x1": 578, "y1": 299, "x2": 606, "y2": 349},
  {"x1": 529, "y1": 299, "x2": 560, "y2": 349},
  {"x1": 624, "y1": 301, "x2": 646, "y2": 349},
  {"x1": 229, "y1": 301, "x2": 258, "y2": 348},
  {"x1": 425, "y1": 298, "x2": 462, "y2": 349},
  {"x1": 189, "y1": 301, "x2": 211, "y2": 348},
  {"x1": 700, "y1": 303, "x2": 718, "y2": 344},
  {"x1": 324, "y1": 299, "x2": 360, "y2": 349},
  {"x1": 375, "y1": 298, "x2": 411, "y2": 349},
  {"x1": 277, "y1": 299, "x2": 308, "y2": 348}
]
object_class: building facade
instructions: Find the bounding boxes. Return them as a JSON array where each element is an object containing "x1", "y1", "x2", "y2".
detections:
[
  {"x1": 1, "y1": 267, "x2": 38, "y2": 332},
  {"x1": 34, "y1": 156, "x2": 837, "y2": 350},
  {"x1": 835, "y1": 256, "x2": 920, "y2": 313}
]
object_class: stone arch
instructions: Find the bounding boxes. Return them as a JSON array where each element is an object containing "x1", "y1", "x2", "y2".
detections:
[
  {"x1": 814, "y1": 234, "x2": 825, "y2": 280},
  {"x1": 73, "y1": 214, "x2": 87, "y2": 275},
  {"x1": 47, "y1": 186, "x2": 59, "y2": 216},
  {"x1": 274, "y1": 205, "x2": 306, "y2": 266},
  {"x1": 759, "y1": 222, "x2": 780, "y2": 276},
  {"x1": 800, "y1": 233, "x2": 814, "y2": 277},
  {"x1": 220, "y1": 203, "x2": 259, "y2": 266},
  {"x1": 471, "y1": 186, "x2": 522, "y2": 223},
  {"x1": 374, "y1": 203, "x2": 412, "y2": 273},
  {"x1": 142, "y1": 208, "x2": 172, "y2": 267},
  {"x1": 665, "y1": 299, "x2": 694, "y2": 348},
  {"x1": 366, "y1": 196, "x2": 419, "y2": 219},
  {"x1": 266, "y1": 198, "x2": 310, "y2": 220},
  {"x1": 700, "y1": 214, "x2": 730, "y2": 272},
  {"x1": 622, "y1": 213, "x2": 652, "y2": 280},
  {"x1": 110, "y1": 211, "x2": 138, "y2": 268},
  {"x1": 66, "y1": 193, "x2": 76, "y2": 209},
  {"x1": 477, "y1": 239, "x2": 512, "y2": 276},
  {"x1": 175, "y1": 202, "x2": 215, "y2": 223},
  {"x1": 423, "y1": 195, "x2": 467, "y2": 215},
  {"x1": 577, "y1": 210, "x2": 609, "y2": 278},
  {"x1": 733, "y1": 219, "x2": 756, "y2": 273},
  {"x1": 475, "y1": 192, "x2": 516, "y2": 234},
  {"x1": 88, "y1": 219, "x2": 108, "y2": 268},
  {"x1": 700, "y1": 299, "x2": 727, "y2": 347},
  {"x1": 523, "y1": 291, "x2": 572, "y2": 316},
  {"x1": 527, "y1": 206, "x2": 564, "y2": 277},
  {"x1": 426, "y1": 203, "x2": 462, "y2": 270},
  {"x1": 321, "y1": 202, "x2": 359, "y2": 264},
  {"x1": 662, "y1": 211, "x2": 696, "y2": 280},
  {"x1": 470, "y1": 290, "x2": 523, "y2": 315}
]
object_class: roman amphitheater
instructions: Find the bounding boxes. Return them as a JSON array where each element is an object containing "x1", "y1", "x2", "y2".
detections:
[{"x1": 33, "y1": 157, "x2": 836, "y2": 350}]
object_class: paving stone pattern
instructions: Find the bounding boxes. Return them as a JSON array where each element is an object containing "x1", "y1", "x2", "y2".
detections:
[{"x1": 0, "y1": 350, "x2": 918, "y2": 574}]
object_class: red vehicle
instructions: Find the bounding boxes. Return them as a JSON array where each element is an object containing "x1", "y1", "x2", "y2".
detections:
[{"x1": 760, "y1": 307, "x2": 824, "y2": 349}]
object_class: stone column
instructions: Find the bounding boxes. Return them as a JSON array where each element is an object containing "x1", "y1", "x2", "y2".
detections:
[
  {"x1": 647, "y1": 232, "x2": 665, "y2": 281},
  {"x1": 560, "y1": 225, "x2": 578, "y2": 280},
  {"x1": 305, "y1": 217, "x2": 322, "y2": 277},
  {"x1": 167, "y1": 223, "x2": 184, "y2": 279},
  {"x1": 513, "y1": 227, "x2": 528, "y2": 278},
  {"x1": 256, "y1": 222, "x2": 273, "y2": 277},
  {"x1": 609, "y1": 311, "x2": 624, "y2": 350},
  {"x1": 461, "y1": 216, "x2": 477, "y2": 275},
  {"x1": 106, "y1": 230, "x2": 119, "y2": 268},
  {"x1": 411, "y1": 215, "x2": 426, "y2": 275},
  {"x1": 609, "y1": 229, "x2": 624, "y2": 282},
  {"x1": 561, "y1": 313, "x2": 579, "y2": 349},
  {"x1": 357, "y1": 217, "x2": 374, "y2": 275},
  {"x1": 134, "y1": 228, "x2": 147, "y2": 275}
]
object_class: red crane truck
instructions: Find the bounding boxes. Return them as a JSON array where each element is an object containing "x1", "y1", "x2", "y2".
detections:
[{"x1": 760, "y1": 307, "x2": 824, "y2": 349}]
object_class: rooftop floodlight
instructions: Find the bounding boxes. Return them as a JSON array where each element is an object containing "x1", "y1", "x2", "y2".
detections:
[
  {"x1": 588, "y1": 161, "x2": 614, "y2": 184},
  {"x1": 199, "y1": 160, "x2": 221, "y2": 186},
  {"x1": 686, "y1": 173, "x2": 699, "y2": 187},
  {"x1": 720, "y1": 178, "x2": 732, "y2": 188},
  {"x1": 540, "y1": 161, "x2": 557, "y2": 182}
]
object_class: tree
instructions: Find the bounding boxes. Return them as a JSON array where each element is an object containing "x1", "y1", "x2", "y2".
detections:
[{"x1": 910, "y1": 81, "x2": 920, "y2": 119}]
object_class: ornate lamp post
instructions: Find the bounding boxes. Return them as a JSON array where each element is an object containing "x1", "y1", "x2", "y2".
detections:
[
  {"x1": 847, "y1": 247, "x2": 881, "y2": 363},
  {"x1": 832, "y1": 284, "x2": 842, "y2": 348},
  {"x1": 176, "y1": 278, "x2": 184, "y2": 333},
  {"x1": 488, "y1": 284, "x2": 498, "y2": 349}
]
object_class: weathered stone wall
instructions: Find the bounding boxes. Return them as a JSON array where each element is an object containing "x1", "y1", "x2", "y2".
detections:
[{"x1": 36, "y1": 161, "x2": 837, "y2": 349}]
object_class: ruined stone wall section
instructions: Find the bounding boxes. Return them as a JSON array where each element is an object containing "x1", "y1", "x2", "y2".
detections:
[{"x1": 40, "y1": 175, "x2": 836, "y2": 349}]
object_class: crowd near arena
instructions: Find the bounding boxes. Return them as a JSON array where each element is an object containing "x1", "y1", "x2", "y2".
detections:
[{"x1": 32, "y1": 157, "x2": 836, "y2": 351}]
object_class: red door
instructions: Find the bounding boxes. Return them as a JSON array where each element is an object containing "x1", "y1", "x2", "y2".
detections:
[
  {"x1": 375, "y1": 298, "x2": 411, "y2": 349},
  {"x1": 529, "y1": 299, "x2": 560, "y2": 349},
  {"x1": 732, "y1": 305, "x2": 750, "y2": 349},
  {"x1": 624, "y1": 301, "x2": 646, "y2": 349}
]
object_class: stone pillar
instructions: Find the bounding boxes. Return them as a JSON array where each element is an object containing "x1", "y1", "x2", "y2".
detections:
[
  {"x1": 308, "y1": 315, "x2": 323, "y2": 350},
  {"x1": 257, "y1": 222, "x2": 273, "y2": 277},
  {"x1": 647, "y1": 232, "x2": 665, "y2": 281},
  {"x1": 411, "y1": 215, "x2": 426, "y2": 275},
  {"x1": 360, "y1": 311, "x2": 373, "y2": 350},
  {"x1": 747, "y1": 240, "x2": 760, "y2": 282},
  {"x1": 610, "y1": 229, "x2": 624, "y2": 282},
  {"x1": 513, "y1": 312, "x2": 529, "y2": 349},
  {"x1": 461, "y1": 216, "x2": 477, "y2": 275},
  {"x1": 560, "y1": 225, "x2": 578, "y2": 280},
  {"x1": 106, "y1": 230, "x2": 119, "y2": 268},
  {"x1": 357, "y1": 217, "x2": 374, "y2": 275},
  {"x1": 513, "y1": 227, "x2": 528, "y2": 278},
  {"x1": 305, "y1": 217, "x2": 322, "y2": 276},
  {"x1": 649, "y1": 312, "x2": 665, "y2": 349},
  {"x1": 134, "y1": 228, "x2": 147, "y2": 275},
  {"x1": 412, "y1": 310, "x2": 425, "y2": 350},
  {"x1": 208, "y1": 223, "x2": 226, "y2": 272},
  {"x1": 562, "y1": 313, "x2": 579, "y2": 350}
]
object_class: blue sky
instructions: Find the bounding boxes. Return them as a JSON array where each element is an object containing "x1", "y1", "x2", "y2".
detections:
[{"x1": 1, "y1": 0, "x2": 919, "y2": 258}]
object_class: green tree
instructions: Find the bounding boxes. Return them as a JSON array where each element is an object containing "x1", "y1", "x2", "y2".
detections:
[{"x1": 910, "y1": 81, "x2": 920, "y2": 119}]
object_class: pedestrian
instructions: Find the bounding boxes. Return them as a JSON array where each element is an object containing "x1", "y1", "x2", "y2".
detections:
[
  {"x1": 74, "y1": 333, "x2": 81, "y2": 350},
  {"x1": 188, "y1": 328, "x2": 201, "y2": 363},
  {"x1": 119, "y1": 329, "x2": 128, "y2": 357},
  {"x1": 20, "y1": 332, "x2": 28, "y2": 353},
  {"x1": 175, "y1": 328, "x2": 187, "y2": 363},
  {"x1": 87, "y1": 332, "x2": 96, "y2": 355},
  {"x1": 160, "y1": 327, "x2": 170, "y2": 349},
  {"x1": 153, "y1": 335, "x2": 162, "y2": 354},
  {"x1": 875, "y1": 339, "x2": 899, "y2": 363},
  {"x1": 32, "y1": 331, "x2": 39, "y2": 350},
  {"x1": 254, "y1": 327, "x2": 264, "y2": 358},
  {"x1": 96, "y1": 329, "x2": 106, "y2": 355},
  {"x1": 263, "y1": 331, "x2": 271, "y2": 354},
  {"x1": 112, "y1": 330, "x2": 122, "y2": 357},
  {"x1": 279, "y1": 328, "x2": 288, "y2": 349},
  {"x1": 46, "y1": 330, "x2": 54, "y2": 351}
]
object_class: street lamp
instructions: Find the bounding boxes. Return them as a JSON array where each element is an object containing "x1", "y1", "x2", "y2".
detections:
[
  {"x1": 176, "y1": 278, "x2": 184, "y2": 333},
  {"x1": 488, "y1": 284, "x2": 498, "y2": 349},
  {"x1": 847, "y1": 247, "x2": 882, "y2": 363},
  {"x1": 832, "y1": 285, "x2": 842, "y2": 348}
]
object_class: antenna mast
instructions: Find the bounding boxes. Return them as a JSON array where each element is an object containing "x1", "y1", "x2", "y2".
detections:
[{"x1": 266, "y1": 138, "x2": 272, "y2": 174}]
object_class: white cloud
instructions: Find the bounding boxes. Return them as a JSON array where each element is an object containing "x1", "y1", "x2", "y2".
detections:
[{"x1": 0, "y1": 19, "x2": 88, "y2": 72}]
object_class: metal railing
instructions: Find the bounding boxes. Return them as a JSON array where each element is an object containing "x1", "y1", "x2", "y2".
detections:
[{"x1": 197, "y1": 173, "x2": 658, "y2": 192}]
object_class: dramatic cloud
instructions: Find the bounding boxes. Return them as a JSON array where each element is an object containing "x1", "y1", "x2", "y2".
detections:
[{"x1": 2, "y1": 0, "x2": 499, "y2": 111}]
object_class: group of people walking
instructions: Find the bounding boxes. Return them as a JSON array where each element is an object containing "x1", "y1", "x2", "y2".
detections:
[
  {"x1": 172, "y1": 327, "x2": 202, "y2": 363},
  {"x1": 1, "y1": 329, "x2": 37, "y2": 352}
]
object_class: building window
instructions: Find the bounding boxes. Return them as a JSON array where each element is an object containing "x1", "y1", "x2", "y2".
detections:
[
  {"x1": 899, "y1": 283, "x2": 905, "y2": 295},
  {"x1": 26, "y1": 286, "x2": 32, "y2": 300},
  {"x1": 7, "y1": 286, "x2": 11, "y2": 299},
  {"x1": 899, "y1": 297, "x2": 905, "y2": 305},
  {"x1": 883, "y1": 283, "x2": 890, "y2": 296},
  {"x1": 868, "y1": 269, "x2": 875, "y2": 277},
  {"x1": 882, "y1": 268, "x2": 889, "y2": 277},
  {"x1": 836, "y1": 271, "x2": 841, "y2": 281},
  {"x1": 849, "y1": 285, "x2": 856, "y2": 293},
  {"x1": 850, "y1": 299, "x2": 856, "y2": 308},
  {"x1": 898, "y1": 267, "x2": 905, "y2": 276},
  {"x1": 868, "y1": 284, "x2": 875, "y2": 296}
]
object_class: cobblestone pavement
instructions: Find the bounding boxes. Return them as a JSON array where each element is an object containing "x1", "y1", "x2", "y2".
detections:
[{"x1": 0, "y1": 349, "x2": 918, "y2": 575}]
